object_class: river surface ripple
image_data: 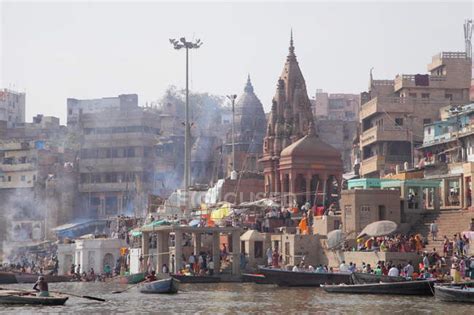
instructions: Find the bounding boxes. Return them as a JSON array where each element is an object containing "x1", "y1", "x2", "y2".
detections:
[{"x1": 0, "y1": 282, "x2": 472, "y2": 314}]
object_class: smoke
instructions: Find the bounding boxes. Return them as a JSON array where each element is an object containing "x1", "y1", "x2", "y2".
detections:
[{"x1": 0, "y1": 188, "x2": 55, "y2": 261}]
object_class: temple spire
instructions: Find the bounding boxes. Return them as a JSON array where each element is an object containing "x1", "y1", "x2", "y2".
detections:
[
  {"x1": 244, "y1": 74, "x2": 254, "y2": 93},
  {"x1": 289, "y1": 28, "x2": 295, "y2": 55}
]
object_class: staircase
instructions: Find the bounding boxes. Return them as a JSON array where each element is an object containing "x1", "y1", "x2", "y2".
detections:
[{"x1": 411, "y1": 209, "x2": 474, "y2": 253}]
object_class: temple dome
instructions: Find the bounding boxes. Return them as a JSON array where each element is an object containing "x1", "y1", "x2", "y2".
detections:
[{"x1": 280, "y1": 133, "x2": 340, "y2": 158}]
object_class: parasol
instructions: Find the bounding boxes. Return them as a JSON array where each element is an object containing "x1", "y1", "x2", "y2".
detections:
[
  {"x1": 326, "y1": 229, "x2": 345, "y2": 250},
  {"x1": 357, "y1": 220, "x2": 398, "y2": 238}
]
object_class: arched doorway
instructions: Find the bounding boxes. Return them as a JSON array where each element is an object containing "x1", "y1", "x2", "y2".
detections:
[
  {"x1": 63, "y1": 254, "x2": 73, "y2": 275},
  {"x1": 103, "y1": 253, "x2": 115, "y2": 273}
]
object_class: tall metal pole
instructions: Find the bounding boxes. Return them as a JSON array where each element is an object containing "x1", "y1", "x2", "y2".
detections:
[
  {"x1": 169, "y1": 37, "x2": 202, "y2": 219},
  {"x1": 227, "y1": 94, "x2": 237, "y2": 179},
  {"x1": 185, "y1": 46, "x2": 190, "y2": 216}
]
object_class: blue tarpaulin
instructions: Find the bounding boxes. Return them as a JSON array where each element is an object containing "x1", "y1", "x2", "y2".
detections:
[{"x1": 51, "y1": 219, "x2": 108, "y2": 239}]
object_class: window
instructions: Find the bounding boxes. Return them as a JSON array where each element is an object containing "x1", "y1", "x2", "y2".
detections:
[
  {"x1": 20, "y1": 175, "x2": 26, "y2": 182},
  {"x1": 241, "y1": 241, "x2": 246, "y2": 255},
  {"x1": 427, "y1": 127, "x2": 431, "y2": 135},
  {"x1": 127, "y1": 147, "x2": 135, "y2": 157},
  {"x1": 445, "y1": 94, "x2": 453, "y2": 101},
  {"x1": 421, "y1": 93, "x2": 430, "y2": 99},
  {"x1": 0, "y1": 176, "x2": 4, "y2": 182},
  {"x1": 423, "y1": 118, "x2": 431, "y2": 125},
  {"x1": 395, "y1": 118, "x2": 404, "y2": 126},
  {"x1": 409, "y1": 93, "x2": 417, "y2": 98},
  {"x1": 8, "y1": 176, "x2": 11, "y2": 182},
  {"x1": 68, "y1": 109, "x2": 73, "y2": 115},
  {"x1": 254, "y1": 241, "x2": 263, "y2": 258}
]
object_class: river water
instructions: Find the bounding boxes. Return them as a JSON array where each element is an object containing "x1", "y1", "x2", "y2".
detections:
[{"x1": 0, "y1": 282, "x2": 472, "y2": 314}]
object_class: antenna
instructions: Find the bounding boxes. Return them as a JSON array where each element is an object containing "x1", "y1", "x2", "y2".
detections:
[{"x1": 464, "y1": 19, "x2": 473, "y2": 59}]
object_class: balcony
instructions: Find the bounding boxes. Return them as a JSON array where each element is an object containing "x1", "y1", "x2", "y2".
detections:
[
  {"x1": 394, "y1": 74, "x2": 447, "y2": 91},
  {"x1": 360, "y1": 155, "x2": 385, "y2": 176},
  {"x1": 0, "y1": 163, "x2": 35, "y2": 172},
  {"x1": 79, "y1": 157, "x2": 150, "y2": 172},
  {"x1": 360, "y1": 96, "x2": 451, "y2": 121},
  {"x1": 79, "y1": 182, "x2": 137, "y2": 193},
  {"x1": 360, "y1": 126, "x2": 410, "y2": 146}
]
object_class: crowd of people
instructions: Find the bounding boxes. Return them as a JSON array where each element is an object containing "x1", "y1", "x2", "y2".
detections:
[
  {"x1": 355, "y1": 234, "x2": 428, "y2": 253},
  {"x1": 1, "y1": 253, "x2": 59, "y2": 276}
]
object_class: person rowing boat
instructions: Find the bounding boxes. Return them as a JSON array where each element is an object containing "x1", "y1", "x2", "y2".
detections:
[{"x1": 33, "y1": 276, "x2": 49, "y2": 297}]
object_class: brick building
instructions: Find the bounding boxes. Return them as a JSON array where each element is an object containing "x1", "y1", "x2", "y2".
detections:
[{"x1": 359, "y1": 52, "x2": 472, "y2": 177}]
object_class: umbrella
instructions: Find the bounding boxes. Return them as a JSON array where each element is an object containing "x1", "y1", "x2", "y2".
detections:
[
  {"x1": 327, "y1": 229, "x2": 345, "y2": 250},
  {"x1": 357, "y1": 220, "x2": 398, "y2": 238}
]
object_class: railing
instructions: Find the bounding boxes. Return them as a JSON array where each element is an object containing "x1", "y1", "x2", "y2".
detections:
[
  {"x1": 372, "y1": 80, "x2": 393, "y2": 86},
  {"x1": 0, "y1": 163, "x2": 35, "y2": 172},
  {"x1": 440, "y1": 52, "x2": 468, "y2": 59}
]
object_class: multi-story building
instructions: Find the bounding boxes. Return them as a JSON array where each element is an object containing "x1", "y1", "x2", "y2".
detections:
[
  {"x1": 67, "y1": 94, "x2": 138, "y2": 127},
  {"x1": 312, "y1": 90, "x2": 359, "y2": 121},
  {"x1": 420, "y1": 103, "x2": 474, "y2": 209},
  {"x1": 77, "y1": 105, "x2": 165, "y2": 218},
  {"x1": 0, "y1": 88, "x2": 25, "y2": 129},
  {"x1": 0, "y1": 124, "x2": 76, "y2": 259},
  {"x1": 312, "y1": 91, "x2": 359, "y2": 172},
  {"x1": 359, "y1": 52, "x2": 472, "y2": 178}
]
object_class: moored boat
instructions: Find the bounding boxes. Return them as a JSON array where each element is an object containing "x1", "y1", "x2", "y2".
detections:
[
  {"x1": 434, "y1": 283, "x2": 474, "y2": 303},
  {"x1": 241, "y1": 273, "x2": 272, "y2": 284},
  {"x1": 0, "y1": 290, "x2": 68, "y2": 305},
  {"x1": 114, "y1": 272, "x2": 146, "y2": 284},
  {"x1": 351, "y1": 272, "x2": 407, "y2": 284},
  {"x1": 0, "y1": 272, "x2": 18, "y2": 284},
  {"x1": 139, "y1": 278, "x2": 179, "y2": 294},
  {"x1": 259, "y1": 267, "x2": 351, "y2": 287},
  {"x1": 170, "y1": 274, "x2": 220, "y2": 283},
  {"x1": 321, "y1": 279, "x2": 436, "y2": 296},
  {"x1": 14, "y1": 273, "x2": 73, "y2": 284}
]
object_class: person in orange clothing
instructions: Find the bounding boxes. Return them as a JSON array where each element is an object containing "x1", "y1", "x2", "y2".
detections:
[{"x1": 298, "y1": 214, "x2": 309, "y2": 235}]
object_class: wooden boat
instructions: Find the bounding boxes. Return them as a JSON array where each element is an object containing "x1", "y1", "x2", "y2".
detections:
[
  {"x1": 0, "y1": 290, "x2": 68, "y2": 305},
  {"x1": 14, "y1": 273, "x2": 73, "y2": 284},
  {"x1": 241, "y1": 273, "x2": 272, "y2": 284},
  {"x1": 114, "y1": 272, "x2": 146, "y2": 284},
  {"x1": 170, "y1": 274, "x2": 220, "y2": 283},
  {"x1": 140, "y1": 278, "x2": 179, "y2": 294},
  {"x1": 434, "y1": 283, "x2": 474, "y2": 303},
  {"x1": 321, "y1": 279, "x2": 436, "y2": 296},
  {"x1": 0, "y1": 272, "x2": 18, "y2": 284},
  {"x1": 258, "y1": 268, "x2": 351, "y2": 287},
  {"x1": 351, "y1": 272, "x2": 407, "y2": 284}
]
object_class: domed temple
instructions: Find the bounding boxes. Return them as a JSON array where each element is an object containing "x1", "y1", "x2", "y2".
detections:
[
  {"x1": 259, "y1": 33, "x2": 343, "y2": 208},
  {"x1": 223, "y1": 76, "x2": 266, "y2": 176}
]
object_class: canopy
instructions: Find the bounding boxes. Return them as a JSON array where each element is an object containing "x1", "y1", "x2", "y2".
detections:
[
  {"x1": 327, "y1": 229, "x2": 345, "y2": 250},
  {"x1": 210, "y1": 203, "x2": 231, "y2": 220},
  {"x1": 142, "y1": 219, "x2": 172, "y2": 229},
  {"x1": 129, "y1": 228, "x2": 142, "y2": 237},
  {"x1": 357, "y1": 220, "x2": 398, "y2": 238},
  {"x1": 188, "y1": 219, "x2": 200, "y2": 227},
  {"x1": 51, "y1": 219, "x2": 108, "y2": 239},
  {"x1": 238, "y1": 198, "x2": 280, "y2": 208}
]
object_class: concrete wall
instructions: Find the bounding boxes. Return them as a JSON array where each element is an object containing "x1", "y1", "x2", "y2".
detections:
[
  {"x1": 325, "y1": 251, "x2": 422, "y2": 270},
  {"x1": 340, "y1": 189, "x2": 401, "y2": 235}
]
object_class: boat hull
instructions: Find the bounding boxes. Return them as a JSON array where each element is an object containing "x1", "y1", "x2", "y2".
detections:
[
  {"x1": 140, "y1": 278, "x2": 179, "y2": 294},
  {"x1": 14, "y1": 273, "x2": 73, "y2": 284},
  {"x1": 115, "y1": 273, "x2": 146, "y2": 284},
  {"x1": 0, "y1": 272, "x2": 17, "y2": 284},
  {"x1": 0, "y1": 292, "x2": 68, "y2": 305},
  {"x1": 241, "y1": 273, "x2": 272, "y2": 284},
  {"x1": 259, "y1": 268, "x2": 351, "y2": 287},
  {"x1": 435, "y1": 285, "x2": 474, "y2": 303},
  {"x1": 351, "y1": 272, "x2": 406, "y2": 284},
  {"x1": 322, "y1": 280, "x2": 436, "y2": 296},
  {"x1": 170, "y1": 274, "x2": 220, "y2": 283}
]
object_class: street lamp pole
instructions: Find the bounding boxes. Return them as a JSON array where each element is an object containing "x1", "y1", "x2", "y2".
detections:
[
  {"x1": 227, "y1": 94, "x2": 237, "y2": 180},
  {"x1": 170, "y1": 37, "x2": 202, "y2": 218}
]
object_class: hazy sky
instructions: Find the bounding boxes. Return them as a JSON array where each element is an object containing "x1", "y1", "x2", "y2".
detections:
[{"x1": 1, "y1": 1, "x2": 473, "y2": 123}]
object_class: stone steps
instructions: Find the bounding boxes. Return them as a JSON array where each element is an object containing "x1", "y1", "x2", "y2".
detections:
[{"x1": 410, "y1": 210, "x2": 474, "y2": 253}]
